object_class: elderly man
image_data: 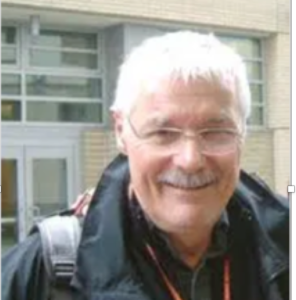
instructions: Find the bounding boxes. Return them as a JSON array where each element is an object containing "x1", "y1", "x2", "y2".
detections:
[{"x1": 2, "y1": 31, "x2": 289, "y2": 300}]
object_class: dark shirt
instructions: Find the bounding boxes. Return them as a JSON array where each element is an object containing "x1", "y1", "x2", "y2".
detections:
[{"x1": 149, "y1": 212, "x2": 229, "y2": 300}]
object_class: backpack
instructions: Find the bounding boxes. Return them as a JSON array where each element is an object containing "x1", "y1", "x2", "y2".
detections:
[{"x1": 35, "y1": 189, "x2": 94, "y2": 299}]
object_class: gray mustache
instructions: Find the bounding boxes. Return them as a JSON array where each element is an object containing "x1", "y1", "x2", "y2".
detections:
[{"x1": 158, "y1": 169, "x2": 216, "y2": 189}]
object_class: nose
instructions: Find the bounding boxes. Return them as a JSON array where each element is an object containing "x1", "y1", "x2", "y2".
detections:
[{"x1": 172, "y1": 139, "x2": 205, "y2": 173}]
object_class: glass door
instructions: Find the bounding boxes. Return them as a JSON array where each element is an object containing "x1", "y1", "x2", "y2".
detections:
[
  {"x1": 2, "y1": 144, "x2": 76, "y2": 250},
  {"x1": 2, "y1": 146, "x2": 25, "y2": 253},
  {"x1": 25, "y1": 145, "x2": 75, "y2": 229}
]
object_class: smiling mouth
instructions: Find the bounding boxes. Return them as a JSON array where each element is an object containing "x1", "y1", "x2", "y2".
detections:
[{"x1": 163, "y1": 181, "x2": 214, "y2": 190}]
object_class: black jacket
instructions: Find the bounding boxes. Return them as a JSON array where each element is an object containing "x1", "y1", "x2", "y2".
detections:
[{"x1": 2, "y1": 155, "x2": 289, "y2": 300}]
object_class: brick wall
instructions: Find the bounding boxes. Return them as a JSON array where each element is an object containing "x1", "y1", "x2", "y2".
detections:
[
  {"x1": 3, "y1": 0, "x2": 288, "y2": 33},
  {"x1": 82, "y1": 130, "x2": 118, "y2": 188},
  {"x1": 264, "y1": 32, "x2": 290, "y2": 194},
  {"x1": 266, "y1": 34, "x2": 290, "y2": 129},
  {"x1": 241, "y1": 130, "x2": 274, "y2": 187},
  {"x1": 273, "y1": 130, "x2": 290, "y2": 193}
]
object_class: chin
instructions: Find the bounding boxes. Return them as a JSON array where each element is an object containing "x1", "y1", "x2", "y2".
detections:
[
  {"x1": 161, "y1": 218, "x2": 208, "y2": 235},
  {"x1": 165, "y1": 207, "x2": 212, "y2": 227}
]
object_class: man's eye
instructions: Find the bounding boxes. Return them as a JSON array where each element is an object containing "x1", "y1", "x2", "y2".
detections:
[
  {"x1": 156, "y1": 129, "x2": 176, "y2": 137},
  {"x1": 202, "y1": 130, "x2": 235, "y2": 142},
  {"x1": 148, "y1": 130, "x2": 179, "y2": 144}
]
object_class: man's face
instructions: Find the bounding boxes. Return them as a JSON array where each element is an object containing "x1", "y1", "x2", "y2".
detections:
[{"x1": 114, "y1": 78, "x2": 242, "y2": 235}]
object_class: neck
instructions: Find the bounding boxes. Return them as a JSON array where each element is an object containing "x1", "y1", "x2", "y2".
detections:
[{"x1": 167, "y1": 226, "x2": 214, "y2": 269}]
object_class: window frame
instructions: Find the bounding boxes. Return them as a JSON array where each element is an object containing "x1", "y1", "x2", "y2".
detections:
[
  {"x1": 1, "y1": 24, "x2": 106, "y2": 127},
  {"x1": 2, "y1": 25, "x2": 20, "y2": 67}
]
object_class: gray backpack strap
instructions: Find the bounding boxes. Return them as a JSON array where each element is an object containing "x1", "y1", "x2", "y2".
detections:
[{"x1": 37, "y1": 215, "x2": 82, "y2": 285}]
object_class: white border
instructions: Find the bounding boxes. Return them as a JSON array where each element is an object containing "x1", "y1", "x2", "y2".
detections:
[
  {"x1": 0, "y1": 1, "x2": 3, "y2": 294},
  {"x1": 291, "y1": 0, "x2": 294, "y2": 299}
]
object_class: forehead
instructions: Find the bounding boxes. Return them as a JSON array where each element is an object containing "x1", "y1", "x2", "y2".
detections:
[{"x1": 132, "y1": 78, "x2": 238, "y2": 126}]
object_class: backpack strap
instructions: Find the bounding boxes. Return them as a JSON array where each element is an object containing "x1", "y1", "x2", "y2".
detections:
[{"x1": 37, "y1": 215, "x2": 82, "y2": 286}]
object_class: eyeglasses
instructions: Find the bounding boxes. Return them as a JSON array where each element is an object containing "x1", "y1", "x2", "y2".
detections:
[{"x1": 127, "y1": 117, "x2": 242, "y2": 155}]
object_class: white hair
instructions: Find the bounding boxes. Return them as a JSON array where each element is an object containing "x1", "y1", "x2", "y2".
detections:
[{"x1": 111, "y1": 31, "x2": 251, "y2": 130}]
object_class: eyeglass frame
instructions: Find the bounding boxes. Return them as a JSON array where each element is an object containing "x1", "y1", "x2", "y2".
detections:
[{"x1": 126, "y1": 116, "x2": 243, "y2": 156}]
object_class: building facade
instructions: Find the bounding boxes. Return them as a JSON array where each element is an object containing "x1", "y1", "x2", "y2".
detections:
[{"x1": 1, "y1": 0, "x2": 290, "y2": 251}]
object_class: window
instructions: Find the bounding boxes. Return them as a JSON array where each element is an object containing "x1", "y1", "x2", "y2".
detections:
[
  {"x1": 1, "y1": 73, "x2": 22, "y2": 122},
  {"x1": 219, "y1": 36, "x2": 264, "y2": 126},
  {"x1": 27, "y1": 102, "x2": 102, "y2": 123},
  {"x1": 26, "y1": 75, "x2": 102, "y2": 98},
  {"x1": 1, "y1": 100, "x2": 21, "y2": 121},
  {"x1": 29, "y1": 30, "x2": 99, "y2": 70},
  {"x1": 31, "y1": 30, "x2": 97, "y2": 49},
  {"x1": 1, "y1": 26, "x2": 104, "y2": 124},
  {"x1": 2, "y1": 74, "x2": 21, "y2": 95},
  {"x1": 2, "y1": 27, "x2": 18, "y2": 65},
  {"x1": 30, "y1": 50, "x2": 98, "y2": 69}
]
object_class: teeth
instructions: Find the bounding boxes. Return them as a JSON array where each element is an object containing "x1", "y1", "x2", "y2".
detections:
[{"x1": 158, "y1": 170, "x2": 216, "y2": 189}]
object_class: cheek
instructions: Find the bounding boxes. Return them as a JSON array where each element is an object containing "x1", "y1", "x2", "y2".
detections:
[
  {"x1": 126, "y1": 144, "x2": 164, "y2": 191},
  {"x1": 213, "y1": 153, "x2": 240, "y2": 195}
]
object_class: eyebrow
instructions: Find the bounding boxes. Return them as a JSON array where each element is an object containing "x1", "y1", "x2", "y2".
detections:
[
  {"x1": 142, "y1": 115, "x2": 235, "y2": 129},
  {"x1": 142, "y1": 116, "x2": 171, "y2": 128},
  {"x1": 203, "y1": 116, "x2": 234, "y2": 126}
]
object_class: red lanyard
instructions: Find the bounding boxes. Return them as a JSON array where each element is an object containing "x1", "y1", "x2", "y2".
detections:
[{"x1": 146, "y1": 244, "x2": 231, "y2": 300}]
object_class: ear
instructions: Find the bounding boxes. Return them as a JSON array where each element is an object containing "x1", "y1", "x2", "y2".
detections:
[{"x1": 112, "y1": 111, "x2": 127, "y2": 155}]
